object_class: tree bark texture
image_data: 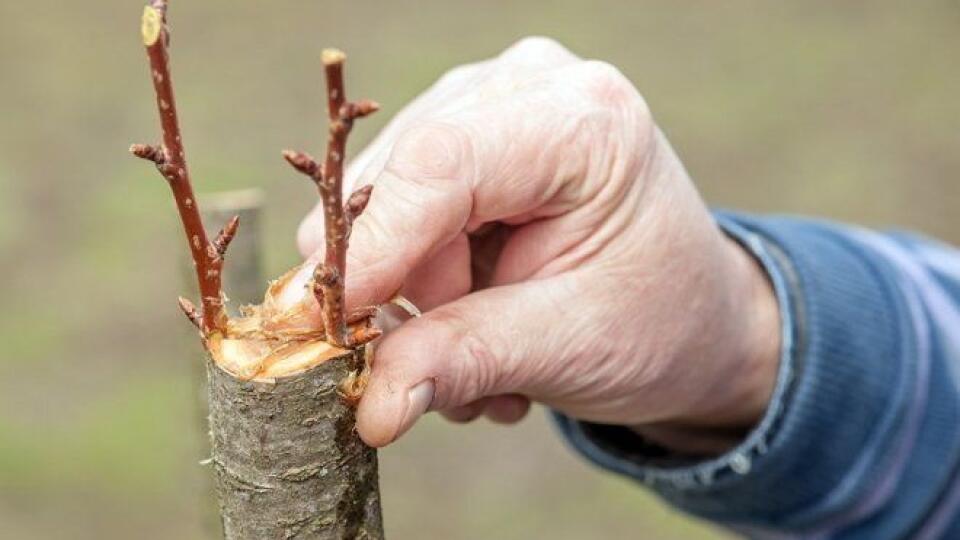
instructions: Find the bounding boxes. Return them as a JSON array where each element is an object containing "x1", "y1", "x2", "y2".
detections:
[{"x1": 206, "y1": 349, "x2": 384, "y2": 540}]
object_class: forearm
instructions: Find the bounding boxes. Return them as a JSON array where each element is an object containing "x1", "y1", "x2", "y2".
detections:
[{"x1": 555, "y1": 212, "x2": 960, "y2": 538}]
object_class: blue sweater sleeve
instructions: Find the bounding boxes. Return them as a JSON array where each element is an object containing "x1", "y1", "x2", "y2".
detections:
[{"x1": 553, "y1": 213, "x2": 960, "y2": 539}]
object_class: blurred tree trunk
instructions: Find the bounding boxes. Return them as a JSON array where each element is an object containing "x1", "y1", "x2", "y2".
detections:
[{"x1": 186, "y1": 190, "x2": 265, "y2": 538}]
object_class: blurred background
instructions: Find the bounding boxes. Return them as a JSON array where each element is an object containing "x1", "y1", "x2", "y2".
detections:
[{"x1": 1, "y1": 0, "x2": 958, "y2": 538}]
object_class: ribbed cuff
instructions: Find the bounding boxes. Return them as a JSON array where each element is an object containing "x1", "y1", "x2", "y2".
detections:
[{"x1": 553, "y1": 213, "x2": 918, "y2": 531}]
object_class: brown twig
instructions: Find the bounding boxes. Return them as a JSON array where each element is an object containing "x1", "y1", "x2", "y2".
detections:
[
  {"x1": 284, "y1": 49, "x2": 378, "y2": 347},
  {"x1": 212, "y1": 215, "x2": 241, "y2": 257},
  {"x1": 348, "y1": 324, "x2": 382, "y2": 348},
  {"x1": 178, "y1": 296, "x2": 202, "y2": 329},
  {"x1": 132, "y1": 1, "x2": 231, "y2": 335}
]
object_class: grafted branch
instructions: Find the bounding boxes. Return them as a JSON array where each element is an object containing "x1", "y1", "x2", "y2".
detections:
[
  {"x1": 131, "y1": 1, "x2": 234, "y2": 335},
  {"x1": 130, "y1": 6, "x2": 386, "y2": 537},
  {"x1": 284, "y1": 49, "x2": 379, "y2": 347}
]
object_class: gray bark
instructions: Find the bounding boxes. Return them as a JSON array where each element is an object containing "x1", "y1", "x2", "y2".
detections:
[
  {"x1": 189, "y1": 190, "x2": 267, "y2": 538},
  {"x1": 206, "y1": 348, "x2": 384, "y2": 540}
]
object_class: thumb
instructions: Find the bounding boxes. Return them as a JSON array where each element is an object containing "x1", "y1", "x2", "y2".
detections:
[{"x1": 356, "y1": 274, "x2": 588, "y2": 447}]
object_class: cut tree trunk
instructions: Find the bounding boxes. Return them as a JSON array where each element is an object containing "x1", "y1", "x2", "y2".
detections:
[
  {"x1": 206, "y1": 348, "x2": 383, "y2": 539},
  {"x1": 132, "y1": 4, "x2": 386, "y2": 539}
]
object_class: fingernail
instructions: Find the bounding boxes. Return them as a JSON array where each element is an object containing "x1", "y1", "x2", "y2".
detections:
[{"x1": 394, "y1": 379, "x2": 435, "y2": 442}]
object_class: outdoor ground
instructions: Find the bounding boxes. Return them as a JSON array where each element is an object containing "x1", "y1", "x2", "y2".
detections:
[{"x1": 0, "y1": 1, "x2": 957, "y2": 538}]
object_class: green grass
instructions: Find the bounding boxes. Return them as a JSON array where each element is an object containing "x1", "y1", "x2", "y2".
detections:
[{"x1": 0, "y1": 374, "x2": 192, "y2": 496}]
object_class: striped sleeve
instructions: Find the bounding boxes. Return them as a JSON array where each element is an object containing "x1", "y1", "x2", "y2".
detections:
[{"x1": 553, "y1": 213, "x2": 960, "y2": 539}]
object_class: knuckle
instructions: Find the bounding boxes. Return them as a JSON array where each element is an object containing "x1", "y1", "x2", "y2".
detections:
[
  {"x1": 388, "y1": 121, "x2": 475, "y2": 183},
  {"x1": 430, "y1": 309, "x2": 501, "y2": 406},
  {"x1": 578, "y1": 60, "x2": 629, "y2": 91},
  {"x1": 576, "y1": 60, "x2": 649, "y2": 116},
  {"x1": 436, "y1": 62, "x2": 481, "y2": 88},
  {"x1": 460, "y1": 331, "x2": 499, "y2": 397},
  {"x1": 507, "y1": 36, "x2": 562, "y2": 54},
  {"x1": 500, "y1": 36, "x2": 570, "y2": 64}
]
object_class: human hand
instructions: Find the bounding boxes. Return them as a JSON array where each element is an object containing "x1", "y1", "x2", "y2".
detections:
[{"x1": 296, "y1": 37, "x2": 781, "y2": 450}]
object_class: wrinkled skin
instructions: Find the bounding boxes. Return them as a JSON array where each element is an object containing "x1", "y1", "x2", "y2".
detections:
[{"x1": 294, "y1": 37, "x2": 781, "y2": 452}]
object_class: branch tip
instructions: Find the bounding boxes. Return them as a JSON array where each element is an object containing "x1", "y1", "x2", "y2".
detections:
[
  {"x1": 321, "y1": 48, "x2": 346, "y2": 66},
  {"x1": 141, "y1": 5, "x2": 164, "y2": 47},
  {"x1": 342, "y1": 99, "x2": 380, "y2": 120},
  {"x1": 282, "y1": 149, "x2": 322, "y2": 179},
  {"x1": 344, "y1": 185, "x2": 374, "y2": 225},
  {"x1": 130, "y1": 143, "x2": 165, "y2": 164},
  {"x1": 213, "y1": 215, "x2": 240, "y2": 256},
  {"x1": 178, "y1": 296, "x2": 202, "y2": 328}
]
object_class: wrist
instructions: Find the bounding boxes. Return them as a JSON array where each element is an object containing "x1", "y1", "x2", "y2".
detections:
[
  {"x1": 633, "y1": 232, "x2": 782, "y2": 453},
  {"x1": 717, "y1": 233, "x2": 782, "y2": 426}
]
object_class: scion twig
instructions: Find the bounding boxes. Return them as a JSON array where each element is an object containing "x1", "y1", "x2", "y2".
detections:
[
  {"x1": 131, "y1": 1, "x2": 233, "y2": 335},
  {"x1": 284, "y1": 49, "x2": 378, "y2": 347}
]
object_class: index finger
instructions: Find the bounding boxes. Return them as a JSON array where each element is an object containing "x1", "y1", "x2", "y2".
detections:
[
  {"x1": 343, "y1": 67, "x2": 607, "y2": 309},
  {"x1": 341, "y1": 58, "x2": 652, "y2": 310}
]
